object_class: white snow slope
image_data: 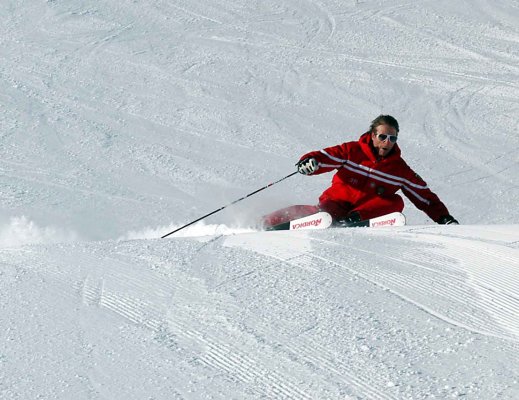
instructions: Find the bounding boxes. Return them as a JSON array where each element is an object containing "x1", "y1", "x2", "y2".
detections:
[{"x1": 1, "y1": 1, "x2": 518, "y2": 399}]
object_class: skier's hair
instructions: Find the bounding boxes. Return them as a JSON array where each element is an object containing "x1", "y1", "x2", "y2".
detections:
[{"x1": 370, "y1": 115, "x2": 399, "y2": 133}]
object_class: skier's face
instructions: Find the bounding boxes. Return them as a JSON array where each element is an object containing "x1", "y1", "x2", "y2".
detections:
[{"x1": 371, "y1": 125, "x2": 398, "y2": 157}]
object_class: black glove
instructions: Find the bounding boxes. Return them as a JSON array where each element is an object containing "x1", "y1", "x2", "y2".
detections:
[
  {"x1": 437, "y1": 215, "x2": 459, "y2": 225},
  {"x1": 296, "y1": 158, "x2": 319, "y2": 175}
]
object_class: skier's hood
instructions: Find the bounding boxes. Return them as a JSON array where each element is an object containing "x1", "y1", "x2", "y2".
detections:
[{"x1": 358, "y1": 131, "x2": 401, "y2": 161}]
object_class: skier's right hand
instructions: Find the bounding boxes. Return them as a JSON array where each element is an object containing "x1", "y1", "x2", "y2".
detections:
[{"x1": 297, "y1": 158, "x2": 319, "y2": 175}]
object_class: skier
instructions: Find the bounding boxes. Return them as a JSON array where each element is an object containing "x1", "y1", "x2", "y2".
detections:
[{"x1": 296, "y1": 115, "x2": 458, "y2": 225}]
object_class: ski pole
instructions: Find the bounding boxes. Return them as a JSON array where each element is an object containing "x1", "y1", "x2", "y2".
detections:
[{"x1": 161, "y1": 171, "x2": 299, "y2": 238}]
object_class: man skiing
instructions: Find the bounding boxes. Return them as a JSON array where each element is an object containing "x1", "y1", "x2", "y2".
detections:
[{"x1": 296, "y1": 115, "x2": 458, "y2": 225}]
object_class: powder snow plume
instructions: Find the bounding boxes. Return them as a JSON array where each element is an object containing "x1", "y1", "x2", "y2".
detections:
[
  {"x1": 119, "y1": 221, "x2": 256, "y2": 240},
  {"x1": 0, "y1": 216, "x2": 79, "y2": 247}
]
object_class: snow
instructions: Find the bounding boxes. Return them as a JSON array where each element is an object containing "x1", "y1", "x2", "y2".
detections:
[{"x1": 1, "y1": 0, "x2": 518, "y2": 399}]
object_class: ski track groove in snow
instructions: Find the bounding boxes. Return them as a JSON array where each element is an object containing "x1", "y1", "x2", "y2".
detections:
[
  {"x1": 310, "y1": 252, "x2": 517, "y2": 340},
  {"x1": 224, "y1": 240, "x2": 401, "y2": 399},
  {"x1": 378, "y1": 13, "x2": 519, "y2": 76},
  {"x1": 201, "y1": 341, "x2": 312, "y2": 400},
  {"x1": 305, "y1": 232, "x2": 519, "y2": 342},
  {"x1": 303, "y1": 0, "x2": 336, "y2": 46},
  {"x1": 166, "y1": 315, "x2": 313, "y2": 400},
  {"x1": 405, "y1": 226, "x2": 519, "y2": 249},
  {"x1": 222, "y1": 235, "x2": 405, "y2": 398},
  {"x1": 249, "y1": 252, "x2": 399, "y2": 400},
  {"x1": 264, "y1": 302, "x2": 399, "y2": 398},
  {"x1": 78, "y1": 250, "x2": 317, "y2": 399},
  {"x1": 215, "y1": 250, "x2": 400, "y2": 400},
  {"x1": 223, "y1": 262, "x2": 391, "y2": 397}
]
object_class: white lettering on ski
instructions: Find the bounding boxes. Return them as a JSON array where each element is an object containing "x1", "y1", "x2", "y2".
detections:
[
  {"x1": 292, "y1": 218, "x2": 322, "y2": 230},
  {"x1": 372, "y1": 218, "x2": 396, "y2": 227}
]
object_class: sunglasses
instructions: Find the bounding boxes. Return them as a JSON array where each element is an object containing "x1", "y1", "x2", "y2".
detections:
[{"x1": 375, "y1": 133, "x2": 398, "y2": 143}]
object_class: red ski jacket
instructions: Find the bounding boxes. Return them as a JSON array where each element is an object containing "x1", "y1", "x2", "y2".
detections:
[{"x1": 299, "y1": 132, "x2": 450, "y2": 222}]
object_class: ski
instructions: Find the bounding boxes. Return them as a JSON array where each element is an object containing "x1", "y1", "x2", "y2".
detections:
[
  {"x1": 266, "y1": 211, "x2": 333, "y2": 231},
  {"x1": 264, "y1": 211, "x2": 405, "y2": 231},
  {"x1": 333, "y1": 211, "x2": 406, "y2": 228}
]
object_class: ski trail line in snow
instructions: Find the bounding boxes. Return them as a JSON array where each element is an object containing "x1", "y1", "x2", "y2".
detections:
[
  {"x1": 224, "y1": 233, "x2": 401, "y2": 399},
  {"x1": 306, "y1": 233, "x2": 519, "y2": 343},
  {"x1": 78, "y1": 251, "x2": 316, "y2": 399}
]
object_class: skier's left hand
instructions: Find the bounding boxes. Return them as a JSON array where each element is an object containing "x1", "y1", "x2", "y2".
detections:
[{"x1": 437, "y1": 215, "x2": 459, "y2": 225}]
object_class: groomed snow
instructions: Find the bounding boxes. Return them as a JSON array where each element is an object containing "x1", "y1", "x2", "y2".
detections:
[{"x1": 1, "y1": 0, "x2": 518, "y2": 399}]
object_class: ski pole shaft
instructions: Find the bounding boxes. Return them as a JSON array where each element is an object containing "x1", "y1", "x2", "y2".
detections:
[{"x1": 161, "y1": 171, "x2": 299, "y2": 238}]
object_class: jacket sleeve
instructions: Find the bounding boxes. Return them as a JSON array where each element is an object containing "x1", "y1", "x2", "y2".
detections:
[
  {"x1": 399, "y1": 164, "x2": 450, "y2": 222},
  {"x1": 299, "y1": 143, "x2": 351, "y2": 175}
]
